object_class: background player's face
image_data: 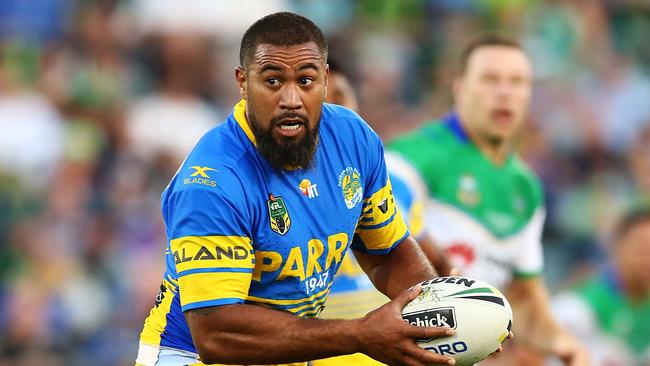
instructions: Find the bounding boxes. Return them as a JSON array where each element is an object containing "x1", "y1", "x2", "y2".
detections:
[
  {"x1": 325, "y1": 72, "x2": 358, "y2": 112},
  {"x1": 236, "y1": 42, "x2": 327, "y2": 170},
  {"x1": 454, "y1": 46, "x2": 532, "y2": 145}
]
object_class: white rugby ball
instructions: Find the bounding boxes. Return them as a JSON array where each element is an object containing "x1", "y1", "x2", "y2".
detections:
[{"x1": 402, "y1": 276, "x2": 512, "y2": 366}]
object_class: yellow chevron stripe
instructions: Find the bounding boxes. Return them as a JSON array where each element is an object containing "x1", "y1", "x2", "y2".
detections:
[{"x1": 246, "y1": 283, "x2": 332, "y2": 306}]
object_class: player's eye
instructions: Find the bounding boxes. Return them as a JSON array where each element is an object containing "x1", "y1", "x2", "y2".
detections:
[
  {"x1": 299, "y1": 77, "x2": 314, "y2": 86},
  {"x1": 482, "y1": 74, "x2": 498, "y2": 85},
  {"x1": 266, "y1": 78, "x2": 281, "y2": 87},
  {"x1": 510, "y1": 76, "x2": 524, "y2": 86}
]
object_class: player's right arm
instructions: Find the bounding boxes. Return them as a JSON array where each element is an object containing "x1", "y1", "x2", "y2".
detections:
[
  {"x1": 186, "y1": 285, "x2": 456, "y2": 365},
  {"x1": 170, "y1": 179, "x2": 455, "y2": 366}
]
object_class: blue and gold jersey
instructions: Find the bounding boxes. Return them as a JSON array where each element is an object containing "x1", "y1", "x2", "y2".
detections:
[
  {"x1": 321, "y1": 152, "x2": 429, "y2": 319},
  {"x1": 139, "y1": 100, "x2": 409, "y2": 355}
]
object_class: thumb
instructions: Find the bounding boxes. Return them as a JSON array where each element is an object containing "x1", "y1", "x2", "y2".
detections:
[{"x1": 395, "y1": 283, "x2": 423, "y2": 309}]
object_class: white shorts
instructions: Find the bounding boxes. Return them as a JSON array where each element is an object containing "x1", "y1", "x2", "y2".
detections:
[
  {"x1": 135, "y1": 342, "x2": 308, "y2": 366},
  {"x1": 135, "y1": 343, "x2": 202, "y2": 366}
]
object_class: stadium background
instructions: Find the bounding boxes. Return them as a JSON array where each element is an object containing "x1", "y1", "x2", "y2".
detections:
[{"x1": 0, "y1": 0, "x2": 649, "y2": 365}]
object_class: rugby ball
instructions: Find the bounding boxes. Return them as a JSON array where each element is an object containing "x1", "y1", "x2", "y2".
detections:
[{"x1": 402, "y1": 276, "x2": 512, "y2": 366}]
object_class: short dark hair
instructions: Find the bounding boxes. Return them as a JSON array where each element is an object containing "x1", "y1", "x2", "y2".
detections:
[
  {"x1": 459, "y1": 33, "x2": 523, "y2": 75},
  {"x1": 239, "y1": 12, "x2": 328, "y2": 68},
  {"x1": 614, "y1": 205, "x2": 650, "y2": 240}
]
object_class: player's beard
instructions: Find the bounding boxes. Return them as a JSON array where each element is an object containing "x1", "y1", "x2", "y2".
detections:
[{"x1": 248, "y1": 110, "x2": 320, "y2": 171}]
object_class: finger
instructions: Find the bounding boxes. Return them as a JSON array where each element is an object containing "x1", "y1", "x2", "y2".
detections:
[
  {"x1": 449, "y1": 268, "x2": 461, "y2": 276},
  {"x1": 403, "y1": 344, "x2": 456, "y2": 366},
  {"x1": 406, "y1": 324, "x2": 455, "y2": 339},
  {"x1": 407, "y1": 323, "x2": 455, "y2": 338},
  {"x1": 566, "y1": 349, "x2": 589, "y2": 366},
  {"x1": 395, "y1": 283, "x2": 423, "y2": 308},
  {"x1": 508, "y1": 331, "x2": 514, "y2": 339}
]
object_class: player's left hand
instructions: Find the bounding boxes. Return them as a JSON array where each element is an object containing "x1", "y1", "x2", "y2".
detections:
[{"x1": 551, "y1": 333, "x2": 590, "y2": 366}]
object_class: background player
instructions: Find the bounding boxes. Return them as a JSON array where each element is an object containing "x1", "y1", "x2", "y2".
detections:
[
  {"x1": 136, "y1": 12, "x2": 456, "y2": 366},
  {"x1": 389, "y1": 34, "x2": 589, "y2": 365},
  {"x1": 314, "y1": 59, "x2": 454, "y2": 366},
  {"x1": 553, "y1": 206, "x2": 650, "y2": 365}
]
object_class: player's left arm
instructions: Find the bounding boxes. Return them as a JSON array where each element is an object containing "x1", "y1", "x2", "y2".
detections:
[
  {"x1": 350, "y1": 131, "x2": 437, "y2": 299},
  {"x1": 506, "y1": 208, "x2": 589, "y2": 366},
  {"x1": 354, "y1": 237, "x2": 436, "y2": 299}
]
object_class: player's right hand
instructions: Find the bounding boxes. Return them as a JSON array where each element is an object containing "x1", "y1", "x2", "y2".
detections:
[{"x1": 355, "y1": 284, "x2": 456, "y2": 366}]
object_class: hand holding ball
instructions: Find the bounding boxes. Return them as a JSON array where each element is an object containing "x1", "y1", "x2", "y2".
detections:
[{"x1": 402, "y1": 277, "x2": 513, "y2": 366}]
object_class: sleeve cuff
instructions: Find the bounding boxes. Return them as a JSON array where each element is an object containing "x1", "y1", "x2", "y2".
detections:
[
  {"x1": 351, "y1": 231, "x2": 410, "y2": 255},
  {"x1": 512, "y1": 270, "x2": 542, "y2": 279},
  {"x1": 181, "y1": 297, "x2": 245, "y2": 312}
]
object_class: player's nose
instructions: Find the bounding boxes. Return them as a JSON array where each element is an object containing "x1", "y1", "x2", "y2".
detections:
[{"x1": 279, "y1": 83, "x2": 303, "y2": 110}]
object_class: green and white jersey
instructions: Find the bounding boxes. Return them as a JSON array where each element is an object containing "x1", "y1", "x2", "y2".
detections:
[{"x1": 388, "y1": 113, "x2": 545, "y2": 290}]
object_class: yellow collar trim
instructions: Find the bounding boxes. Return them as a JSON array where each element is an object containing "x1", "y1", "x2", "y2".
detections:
[{"x1": 233, "y1": 99, "x2": 256, "y2": 145}]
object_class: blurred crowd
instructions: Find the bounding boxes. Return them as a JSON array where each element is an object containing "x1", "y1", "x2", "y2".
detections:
[{"x1": 0, "y1": 1, "x2": 648, "y2": 365}]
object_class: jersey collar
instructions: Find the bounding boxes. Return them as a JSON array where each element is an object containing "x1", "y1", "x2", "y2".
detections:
[
  {"x1": 442, "y1": 111, "x2": 470, "y2": 143},
  {"x1": 233, "y1": 99, "x2": 257, "y2": 146}
]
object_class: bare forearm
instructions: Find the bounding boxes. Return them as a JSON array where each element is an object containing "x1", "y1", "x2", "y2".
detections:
[
  {"x1": 418, "y1": 234, "x2": 452, "y2": 276},
  {"x1": 186, "y1": 304, "x2": 361, "y2": 365},
  {"x1": 507, "y1": 278, "x2": 564, "y2": 350},
  {"x1": 501, "y1": 276, "x2": 588, "y2": 365},
  {"x1": 355, "y1": 237, "x2": 437, "y2": 299}
]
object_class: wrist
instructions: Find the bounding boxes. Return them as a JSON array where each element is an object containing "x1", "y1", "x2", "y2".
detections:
[{"x1": 345, "y1": 317, "x2": 366, "y2": 355}]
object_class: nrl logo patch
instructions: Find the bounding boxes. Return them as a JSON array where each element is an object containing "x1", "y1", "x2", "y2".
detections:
[
  {"x1": 338, "y1": 167, "x2": 363, "y2": 209},
  {"x1": 457, "y1": 174, "x2": 480, "y2": 207},
  {"x1": 267, "y1": 194, "x2": 291, "y2": 235}
]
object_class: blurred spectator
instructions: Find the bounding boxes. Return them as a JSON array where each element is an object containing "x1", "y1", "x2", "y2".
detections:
[
  {"x1": 553, "y1": 207, "x2": 650, "y2": 366},
  {"x1": 131, "y1": 0, "x2": 289, "y2": 38},
  {"x1": 126, "y1": 33, "x2": 220, "y2": 169},
  {"x1": 1, "y1": 0, "x2": 650, "y2": 364},
  {"x1": 629, "y1": 125, "x2": 650, "y2": 201},
  {"x1": 0, "y1": 41, "x2": 64, "y2": 188},
  {"x1": 0, "y1": 0, "x2": 75, "y2": 42}
]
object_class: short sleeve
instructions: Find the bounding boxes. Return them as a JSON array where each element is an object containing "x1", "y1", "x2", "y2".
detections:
[
  {"x1": 351, "y1": 139, "x2": 409, "y2": 254},
  {"x1": 385, "y1": 152, "x2": 430, "y2": 240},
  {"x1": 165, "y1": 186, "x2": 255, "y2": 312},
  {"x1": 512, "y1": 208, "x2": 545, "y2": 278}
]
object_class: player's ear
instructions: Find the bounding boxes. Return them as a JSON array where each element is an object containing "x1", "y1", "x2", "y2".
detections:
[
  {"x1": 323, "y1": 63, "x2": 330, "y2": 99},
  {"x1": 235, "y1": 66, "x2": 248, "y2": 99}
]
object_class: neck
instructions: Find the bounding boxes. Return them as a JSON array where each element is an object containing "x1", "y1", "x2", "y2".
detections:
[
  {"x1": 620, "y1": 270, "x2": 650, "y2": 302},
  {"x1": 461, "y1": 120, "x2": 512, "y2": 166}
]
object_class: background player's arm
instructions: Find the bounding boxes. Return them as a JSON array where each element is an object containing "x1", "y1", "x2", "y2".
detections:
[
  {"x1": 185, "y1": 287, "x2": 456, "y2": 366},
  {"x1": 353, "y1": 236, "x2": 437, "y2": 299},
  {"x1": 506, "y1": 207, "x2": 589, "y2": 365},
  {"x1": 506, "y1": 277, "x2": 589, "y2": 365}
]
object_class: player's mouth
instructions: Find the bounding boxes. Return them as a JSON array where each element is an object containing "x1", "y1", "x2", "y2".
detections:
[
  {"x1": 491, "y1": 108, "x2": 514, "y2": 125},
  {"x1": 275, "y1": 119, "x2": 305, "y2": 138}
]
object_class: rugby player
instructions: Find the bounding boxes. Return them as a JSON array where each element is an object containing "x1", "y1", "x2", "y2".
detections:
[
  {"x1": 389, "y1": 34, "x2": 589, "y2": 365},
  {"x1": 135, "y1": 12, "x2": 456, "y2": 366}
]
